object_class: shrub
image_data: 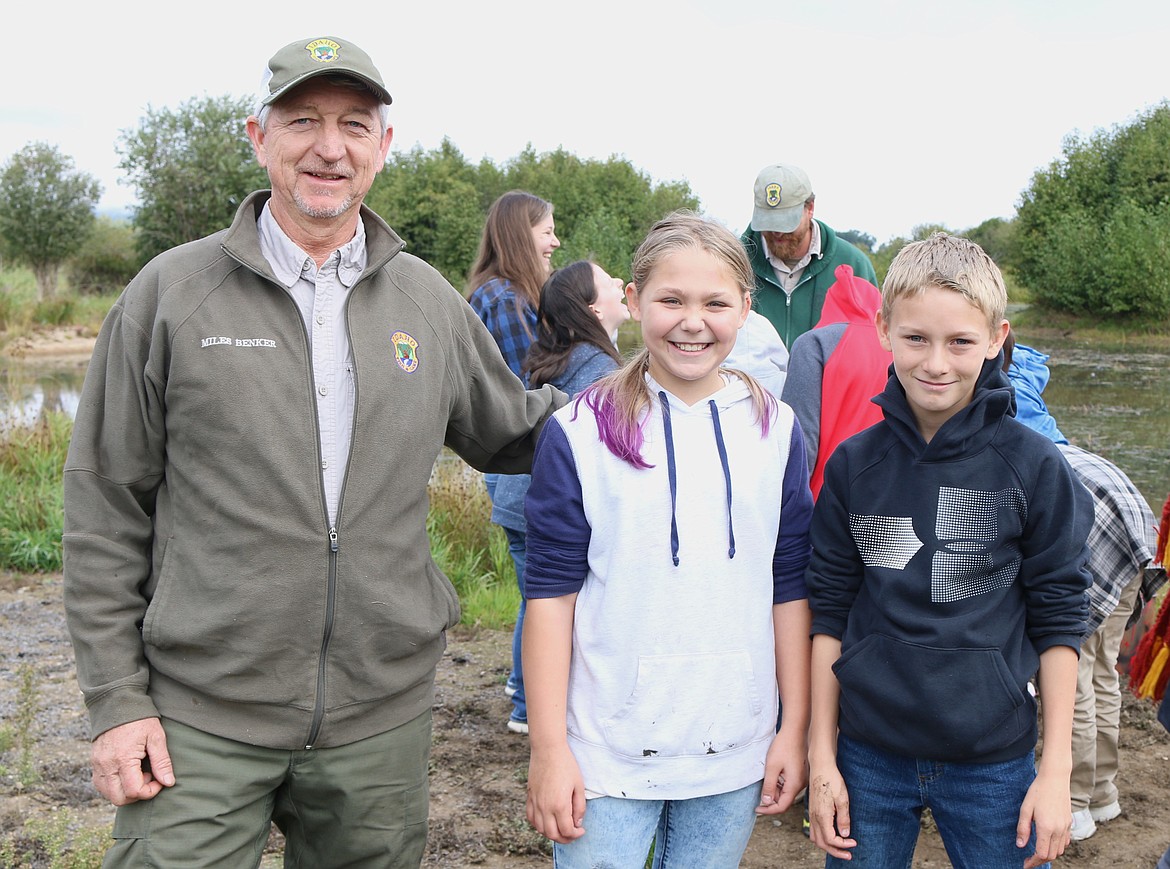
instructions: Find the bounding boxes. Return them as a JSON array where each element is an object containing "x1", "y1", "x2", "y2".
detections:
[{"x1": 69, "y1": 217, "x2": 139, "y2": 295}]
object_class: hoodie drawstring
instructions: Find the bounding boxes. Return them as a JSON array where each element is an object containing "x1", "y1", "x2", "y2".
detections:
[
  {"x1": 657, "y1": 391, "x2": 736, "y2": 567},
  {"x1": 659, "y1": 393, "x2": 681, "y2": 567},
  {"x1": 708, "y1": 399, "x2": 736, "y2": 560}
]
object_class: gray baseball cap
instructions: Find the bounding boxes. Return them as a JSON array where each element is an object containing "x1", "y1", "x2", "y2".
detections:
[
  {"x1": 750, "y1": 164, "x2": 812, "y2": 233},
  {"x1": 260, "y1": 37, "x2": 392, "y2": 106}
]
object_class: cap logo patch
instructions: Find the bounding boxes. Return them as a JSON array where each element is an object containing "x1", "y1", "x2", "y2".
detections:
[
  {"x1": 765, "y1": 183, "x2": 782, "y2": 208},
  {"x1": 392, "y1": 330, "x2": 419, "y2": 373},
  {"x1": 305, "y1": 39, "x2": 341, "y2": 64}
]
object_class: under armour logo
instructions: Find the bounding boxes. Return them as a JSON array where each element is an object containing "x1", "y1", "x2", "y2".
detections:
[{"x1": 850, "y1": 486, "x2": 1026, "y2": 602}]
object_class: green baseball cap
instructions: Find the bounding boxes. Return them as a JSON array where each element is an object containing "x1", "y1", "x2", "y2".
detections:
[
  {"x1": 750, "y1": 163, "x2": 812, "y2": 233},
  {"x1": 260, "y1": 37, "x2": 392, "y2": 106}
]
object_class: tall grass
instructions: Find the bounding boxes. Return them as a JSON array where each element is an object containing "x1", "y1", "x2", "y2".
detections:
[
  {"x1": 427, "y1": 456, "x2": 520, "y2": 630},
  {"x1": 0, "y1": 412, "x2": 70, "y2": 572},
  {"x1": 0, "y1": 264, "x2": 119, "y2": 347}
]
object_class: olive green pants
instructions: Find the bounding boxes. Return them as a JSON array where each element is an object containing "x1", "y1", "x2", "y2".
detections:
[{"x1": 102, "y1": 711, "x2": 432, "y2": 868}]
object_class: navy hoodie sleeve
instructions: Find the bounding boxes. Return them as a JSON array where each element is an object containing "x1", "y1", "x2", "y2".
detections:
[
  {"x1": 523, "y1": 417, "x2": 591, "y2": 598},
  {"x1": 805, "y1": 443, "x2": 864, "y2": 638},
  {"x1": 1013, "y1": 441, "x2": 1093, "y2": 652},
  {"x1": 774, "y1": 421, "x2": 814, "y2": 604}
]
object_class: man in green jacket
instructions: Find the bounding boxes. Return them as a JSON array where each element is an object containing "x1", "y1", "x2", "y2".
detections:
[
  {"x1": 63, "y1": 36, "x2": 563, "y2": 868},
  {"x1": 740, "y1": 163, "x2": 878, "y2": 349}
]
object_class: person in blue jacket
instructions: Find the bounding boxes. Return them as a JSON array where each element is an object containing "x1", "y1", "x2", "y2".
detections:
[{"x1": 806, "y1": 233, "x2": 1093, "y2": 869}]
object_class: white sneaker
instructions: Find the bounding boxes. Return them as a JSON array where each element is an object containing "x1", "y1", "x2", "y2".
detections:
[
  {"x1": 504, "y1": 684, "x2": 517, "y2": 698},
  {"x1": 1070, "y1": 808, "x2": 1097, "y2": 841},
  {"x1": 1090, "y1": 800, "x2": 1121, "y2": 823},
  {"x1": 506, "y1": 718, "x2": 529, "y2": 735}
]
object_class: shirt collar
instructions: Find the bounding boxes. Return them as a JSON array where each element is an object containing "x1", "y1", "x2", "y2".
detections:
[{"x1": 257, "y1": 202, "x2": 368, "y2": 288}]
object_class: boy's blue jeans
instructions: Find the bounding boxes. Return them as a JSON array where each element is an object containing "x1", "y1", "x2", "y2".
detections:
[
  {"x1": 828, "y1": 733, "x2": 1045, "y2": 869},
  {"x1": 553, "y1": 781, "x2": 760, "y2": 868}
]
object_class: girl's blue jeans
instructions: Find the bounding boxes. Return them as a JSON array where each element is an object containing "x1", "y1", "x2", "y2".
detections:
[
  {"x1": 504, "y1": 526, "x2": 527, "y2": 723},
  {"x1": 552, "y1": 780, "x2": 760, "y2": 868},
  {"x1": 827, "y1": 733, "x2": 1045, "y2": 869}
]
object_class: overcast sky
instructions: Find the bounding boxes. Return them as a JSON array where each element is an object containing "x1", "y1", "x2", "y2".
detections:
[{"x1": 6, "y1": 0, "x2": 1168, "y2": 246}]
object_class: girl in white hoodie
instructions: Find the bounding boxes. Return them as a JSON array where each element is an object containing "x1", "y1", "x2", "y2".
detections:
[{"x1": 522, "y1": 212, "x2": 815, "y2": 867}]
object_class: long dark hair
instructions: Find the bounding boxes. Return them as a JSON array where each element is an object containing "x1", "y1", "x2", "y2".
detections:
[{"x1": 523, "y1": 260, "x2": 622, "y2": 389}]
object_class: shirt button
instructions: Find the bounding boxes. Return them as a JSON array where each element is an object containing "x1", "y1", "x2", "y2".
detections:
[
  {"x1": 321, "y1": 460, "x2": 328, "y2": 470},
  {"x1": 316, "y1": 314, "x2": 325, "y2": 325},
  {"x1": 319, "y1": 386, "x2": 328, "y2": 396}
]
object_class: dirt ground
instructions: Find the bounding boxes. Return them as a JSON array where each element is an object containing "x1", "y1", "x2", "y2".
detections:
[{"x1": 2, "y1": 572, "x2": 1169, "y2": 867}]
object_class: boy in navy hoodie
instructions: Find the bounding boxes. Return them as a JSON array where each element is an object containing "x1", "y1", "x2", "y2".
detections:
[{"x1": 805, "y1": 233, "x2": 1093, "y2": 869}]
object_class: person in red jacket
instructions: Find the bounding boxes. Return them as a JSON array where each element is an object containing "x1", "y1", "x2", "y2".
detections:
[{"x1": 781, "y1": 264, "x2": 891, "y2": 499}]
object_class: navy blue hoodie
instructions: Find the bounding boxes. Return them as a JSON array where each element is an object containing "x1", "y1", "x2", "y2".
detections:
[{"x1": 807, "y1": 354, "x2": 1092, "y2": 763}]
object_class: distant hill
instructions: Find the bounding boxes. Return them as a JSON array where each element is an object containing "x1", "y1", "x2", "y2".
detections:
[{"x1": 96, "y1": 204, "x2": 134, "y2": 222}]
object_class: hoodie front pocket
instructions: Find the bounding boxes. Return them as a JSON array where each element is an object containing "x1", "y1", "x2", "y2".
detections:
[
  {"x1": 602, "y1": 650, "x2": 764, "y2": 759},
  {"x1": 833, "y1": 633, "x2": 1030, "y2": 761}
]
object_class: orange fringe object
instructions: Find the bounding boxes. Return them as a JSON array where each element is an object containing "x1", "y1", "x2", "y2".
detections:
[{"x1": 1128, "y1": 492, "x2": 1170, "y2": 701}]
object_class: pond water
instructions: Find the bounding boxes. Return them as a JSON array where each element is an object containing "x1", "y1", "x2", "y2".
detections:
[
  {"x1": 0, "y1": 355, "x2": 87, "y2": 430},
  {"x1": 2, "y1": 329, "x2": 1167, "y2": 511}
]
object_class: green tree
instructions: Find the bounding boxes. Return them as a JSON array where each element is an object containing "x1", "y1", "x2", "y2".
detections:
[
  {"x1": 0, "y1": 142, "x2": 101, "y2": 300},
  {"x1": 1015, "y1": 101, "x2": 1170, "y2": 317},
  {"x1": 365, "y1": 139, "x2": 483, "y2": 289},
  {"x1": 69, "y1": 216, "x2": 140, "y2": 294},
  {"x1": 838, "y1": 229, "x2": 876, "y2": 254},
  {"x1": 118, "y1": 95, "x2": 268, "y2": 263},
  {"x1": 498, "y1": 146, "x2": 700, "y2": 280},
  {"x1": 964, "y1": 217, "x2": 1019, "y2": 272},
  {"x1": 871, "y1": 223, "x2": 953, "y2": 286},
  {"x1": 365, "y1": 142, "x2": 700, "y2": 289}
]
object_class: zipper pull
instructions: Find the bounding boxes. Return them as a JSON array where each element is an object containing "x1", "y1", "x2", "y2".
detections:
[{"x1": 329, "y1": 527, "x2": 339, "y2": 553}]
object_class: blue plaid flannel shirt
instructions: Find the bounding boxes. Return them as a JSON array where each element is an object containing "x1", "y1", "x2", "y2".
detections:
[
  {"x1": 468, "y1": 277, "x2": 537, "y2": 379},
  {"x1": 1059, "y1": 444, "x2": 1167, "y2": 635}
]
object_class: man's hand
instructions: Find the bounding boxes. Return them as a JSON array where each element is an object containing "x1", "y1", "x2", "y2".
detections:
[{"x1": 91, "y1": 718, "x2": 175, "y2": 805}]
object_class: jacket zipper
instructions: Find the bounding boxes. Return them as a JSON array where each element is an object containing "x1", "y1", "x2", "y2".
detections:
[
  {"x1": 304, "y1": 289, "x2": 362, "y2": 749},
  {"x1": 305, "y1": 526, "x2": 340, "y2": 748}
]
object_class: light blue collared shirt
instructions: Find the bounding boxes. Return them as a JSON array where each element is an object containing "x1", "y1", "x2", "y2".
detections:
[{"x1": 257, "y1": 203, "x2": 366, "y2": 526}]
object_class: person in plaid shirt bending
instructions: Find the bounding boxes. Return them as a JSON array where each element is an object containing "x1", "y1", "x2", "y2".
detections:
[{"x1": 1003, "y1": 331, "x2": 1166, "y2": 841}]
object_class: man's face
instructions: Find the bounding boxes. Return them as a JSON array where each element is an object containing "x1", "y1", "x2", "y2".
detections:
[
  {"x1": 761, "y1": 202, "x2": 814, "y2": 264},
  {"x1": 247, "y1": 79, "x2": 392, "y2": 228}
]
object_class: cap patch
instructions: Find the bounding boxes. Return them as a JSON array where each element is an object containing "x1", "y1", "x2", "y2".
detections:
[
  {"x1": 392, "y1": 330, "x2": 419, "y2": 373},
  {"x1": 765, "y1": 183, "x2": 782, "y2": 208},
  {"x1": 306, "y1": 39, "x2": 341, "y2": 64}
]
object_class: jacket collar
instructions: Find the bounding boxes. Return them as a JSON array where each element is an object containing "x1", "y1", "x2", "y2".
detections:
[{"x1": 221, "y1": 190, "x2": 407, "y2": 283}]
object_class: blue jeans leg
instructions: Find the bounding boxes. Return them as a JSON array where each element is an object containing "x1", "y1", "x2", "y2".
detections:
[
  {"x1": 505, "y1": 527, "x2": 527, "y2": 723},
  {"x1": 552, "y1": 782, "x2": 760, "y2": 869},
  {"x1": 831, "y1": 733, "x2": 1043, "y2": 869}
]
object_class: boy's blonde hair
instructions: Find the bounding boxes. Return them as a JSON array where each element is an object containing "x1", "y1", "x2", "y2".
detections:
[{"x1": 881, "y1": 232, "x2": 1007, "y2": 328}]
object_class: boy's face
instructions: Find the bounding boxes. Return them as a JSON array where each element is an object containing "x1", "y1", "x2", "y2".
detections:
[{"x1": 876, "y1": 284, "x2": 1009, "y2": 442}]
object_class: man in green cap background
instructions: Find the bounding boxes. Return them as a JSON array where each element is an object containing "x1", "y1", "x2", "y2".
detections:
[
  {"x1": 740, "y1": 163, "x2": 878, "y2": 349},
  {"x1": 63, "y1": 35, "x2": 564, "y2": 867}
]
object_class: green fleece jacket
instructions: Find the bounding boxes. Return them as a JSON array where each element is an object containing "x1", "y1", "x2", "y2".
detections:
[
  {"x1": 740, "y1": 219, "x2": 877, "y2": 349},
  {"x1": 63, "y1": 191, "x2": 564, "y2": 749}
]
